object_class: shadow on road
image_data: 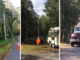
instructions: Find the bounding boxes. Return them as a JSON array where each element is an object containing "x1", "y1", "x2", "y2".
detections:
[
  {"x1": 21, "y1": 54, "x2": 43, "y2": 60},
  {"x1": 61, "y1": 46, "x2": 80, "y2": 60}
]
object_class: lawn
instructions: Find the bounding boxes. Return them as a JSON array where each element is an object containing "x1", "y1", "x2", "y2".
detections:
[
  {"x1": 0, "y1": 36, "x2": 18, "y2": 60},
  {"x1": 21, "y1": 44, "x2": 58, "y2": 53}
]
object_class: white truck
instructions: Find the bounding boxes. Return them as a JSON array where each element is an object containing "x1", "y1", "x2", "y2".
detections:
[
  {"x1": 70, "y1": 23, "x2": 80, "y2": 47},
  {"x1": 47, "y1": 27, "x2": 59, "y2": 48}
]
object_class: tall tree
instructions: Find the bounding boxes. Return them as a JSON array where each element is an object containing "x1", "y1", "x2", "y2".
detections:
[
  {"x1": 21, "y1": 0, "x2": 38, "y2": 43},
  {"x1": 61, "y1": 0, "x2": 80, "y2": 42},
  {"x1": 44, "y1": 0, "x2": 59, "y2": 27}
]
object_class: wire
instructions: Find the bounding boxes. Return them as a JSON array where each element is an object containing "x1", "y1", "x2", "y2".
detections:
[
  {"x1": 6, "y1": 21, "x2": 15, "y2": 42},
  {"x1": 0, "y1": 14, "x2": 15, "y2": 53},
  {"x1": 0, "y1": 13, "x2": 3, "y2": 23}
]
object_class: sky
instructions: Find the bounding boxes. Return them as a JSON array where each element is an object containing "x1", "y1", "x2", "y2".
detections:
[
  {"x1": 8, "y1": 0, "x2": 47, "y2": 16},
  {"x1": 9, "y1": 0, "x2": 20, "y2": 8},
  {"x1": 30, "y1": 0, "x2": 47, "y2": 16},
  {"x1": 9, "y1": 0, "x2": 20, "y2": 14}
]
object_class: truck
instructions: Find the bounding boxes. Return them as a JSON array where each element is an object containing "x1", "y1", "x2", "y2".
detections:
[
  {"x1": 70, "y1": 23, "x2": 80, "y2": 47},
  {"x1": 47, "y1": 27, "x2": 59, "y2": 48}
]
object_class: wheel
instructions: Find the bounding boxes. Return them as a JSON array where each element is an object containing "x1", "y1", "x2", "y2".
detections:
[
  {"x1": 49, "y1": 41, "x2": 52, "y2": 47},
  {"x1": 52, "y1": 44, "x2": 55, "y2": 48},
  {"x1": 71, "y1": 42, "x2": 74, "y2": 47}
]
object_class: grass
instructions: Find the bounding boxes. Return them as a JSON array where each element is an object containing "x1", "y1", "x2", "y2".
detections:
[
  {"x1": 0, "y1": 36, "x2": 18, "y2": 60},
  {"x1": 21, "y1": 44, "x2": 58, "y2": 53}
]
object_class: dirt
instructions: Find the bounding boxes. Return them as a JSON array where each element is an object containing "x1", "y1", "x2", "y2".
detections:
[{"x1": 21, "y1": 46, "x2": 59, "y2": 60}]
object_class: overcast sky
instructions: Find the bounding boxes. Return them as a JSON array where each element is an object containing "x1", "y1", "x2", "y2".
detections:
[
  {"x1": 9, "y1": 0, "x2": 47, "y2": 16},
  {"x1": 8, "y1": 0, "x2": 20, "y2": 14},
  {"x1": 31, "y1": 0, "x2": 47, "y2": 16},
  {"x1": 9, "y1": 0, "x2": 20, "y2": 8}
]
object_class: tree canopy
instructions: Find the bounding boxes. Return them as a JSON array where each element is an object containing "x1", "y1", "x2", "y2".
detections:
[
  {"x1": 0, "y1": 1, "x2": 20, "y2": 39},
  {"x1": 21, "y1": 0, "x2": 59, "y2": 44},
  {"x1": 61, "y1": 0, "x2": 80, "y2": 43}
]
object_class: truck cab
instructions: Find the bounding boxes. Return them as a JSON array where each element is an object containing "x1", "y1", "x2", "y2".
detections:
[{"x1": 70, "y1": 23, "x2": 80, "y2": 47}]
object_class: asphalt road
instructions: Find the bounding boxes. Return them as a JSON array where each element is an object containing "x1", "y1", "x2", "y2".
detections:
[
  {"x1": 21, "y1": 48, "x2": 59, "y2": 60},
  {"x1": 60, "y1": 45, "x2": 80, "y2": 60},
  {"x1": 4, "y1": 36, "x2": 20, "y2": 60}
]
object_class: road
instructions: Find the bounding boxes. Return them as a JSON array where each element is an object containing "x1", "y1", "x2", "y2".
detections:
[
  {"x1": 21, "y1": 47, "x2": 59, "y2": 60},
  {"x1": 60, "y1": 45, "x2": 80, "y2": 60},
  {"x1": 4, "y1": 36, "x2": 20, "y2": 60}
]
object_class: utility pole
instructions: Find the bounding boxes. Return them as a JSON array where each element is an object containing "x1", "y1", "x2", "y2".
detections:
[
  {"x1": 38, "y1": 16, "x2": 39, "y2": 36},
  {"x1": 3, "y1": 11, "x2": 7, "y2": 40}
]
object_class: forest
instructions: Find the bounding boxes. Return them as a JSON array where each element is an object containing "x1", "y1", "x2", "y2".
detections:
[
  {"x1": 0, "y1": 0, "x2": 20, "y2": 39},
  {"x1": 21, "y1": 0, "x2": 59, "y2": 44},
  {"x1": 61, "y1": 0, "x2": 80, "y2": 43}
]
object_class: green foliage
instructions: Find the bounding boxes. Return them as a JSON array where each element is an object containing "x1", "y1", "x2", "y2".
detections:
[
  {"x1": 21, "y1": 0, "x2": 38, "y2": 43},
  {"x1": 39, "y1": 15, "x2": 49, "y2": 36},
  {"x1": 0, "y1": 1, "x2": 20, "y2": 39},
  {"x1": 21, "y1": 0, "x2": 59, "y2": 44},
  {"x1": 61, "y1": 0, "x2": 80, "y2": 42},
  {"x1": 39, "y1": 0, "x2": 59, "y2": 41},
  {"x1": 44, "y1": 0, "x2": 59, "y2": 26}
]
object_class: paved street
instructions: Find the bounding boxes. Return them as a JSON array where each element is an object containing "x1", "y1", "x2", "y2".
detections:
[
  {"x1": 21, "y1": 48, "x2": 59, "y2": 60},
  {"x1": 60, "y1": 45, "x2": 80, "y2": 60},
  {"x1": 4, "y1": 36, "x2": 20, "y2": 60}
]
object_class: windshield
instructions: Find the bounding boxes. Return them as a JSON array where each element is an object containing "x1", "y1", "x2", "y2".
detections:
[{"x1": 74, "y1": 27, "x2": 80, "y2": 31}]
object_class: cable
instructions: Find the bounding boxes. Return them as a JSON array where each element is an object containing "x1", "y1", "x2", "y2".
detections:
[
  {"x1": 0, "y1": 18, "x2": 15, "y2": 53},
  {"x1": 0, "y1": 13, "x2": 3, "y2": 23},
  {"x1": 6, "y1": 21, "x2": 15, "y2": 42},
  {"x1": 0, "y1": 11, "x2": 16, "y2": 53}
]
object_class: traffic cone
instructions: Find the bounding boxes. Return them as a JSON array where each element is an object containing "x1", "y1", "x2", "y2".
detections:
[
  {"x1": 18, "y1": 42, "x2": 20, "y2": 50},
  {"x1": 74, "y1": 31, "x2": 77, "y2": 37},
  {"x1": 75, "y1": 25, "x2": 77, "y2": 26},
  {"x1": 74, "y1": 33, "x2": 77, "y2": 37}
]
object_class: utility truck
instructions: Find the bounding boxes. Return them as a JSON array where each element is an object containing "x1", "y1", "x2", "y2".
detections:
[
  {"x1": 47, "y1": 27, "x2": 59, "y2": 48},
  {"x1": 70, "y1": 15, "x2": 80, "y2": 47},
  {"x1": 70, "y1": 23, "x2": 80, "y2": 47}
]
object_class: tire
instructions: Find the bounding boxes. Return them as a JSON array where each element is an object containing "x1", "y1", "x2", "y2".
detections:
[
  {"x1": 71, "y1": 42, "x2": 74, "y2": 47},
  {"x1": 52, "y1": 44, "x2": 55, "y2": 48},
  {"x1": 49, "y1": 41, "x2": 52, "y2": 47}
]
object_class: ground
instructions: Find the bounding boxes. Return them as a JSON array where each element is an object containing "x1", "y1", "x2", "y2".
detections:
[
  {"x1": 4, "y1": 36, "x2": 20, "y2": 60},
  {"x1": 0, "y1": 36, "x2": 18, "y2": 60},
  {"x1": 21, "y1": 45, "x2": 59, "y2": 60},
  {"x1": 60, "y1": 43, "x2": 80, "y2": 60}
]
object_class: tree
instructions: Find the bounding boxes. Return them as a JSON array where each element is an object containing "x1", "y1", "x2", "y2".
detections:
[
  {"x1": 0, "y1": 1, "x2": 20, "y2": 38},
  {"x1": 61, "y1": 0, "x2": 80, "y2": 42},
  {"x1": 21, "y1": 0, "x2": 38, "y2": 43},
  {"x1": 44, "y1": 0, "x2": 59, "y2": 27}
]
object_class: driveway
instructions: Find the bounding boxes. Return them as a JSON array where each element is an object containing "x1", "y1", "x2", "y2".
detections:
[
  {"x1": 60, "y1": 45, "x2": 80, "y2": 60},
  {"x1": 4, "y1": 36, "x2": 20, "y2": 60}
]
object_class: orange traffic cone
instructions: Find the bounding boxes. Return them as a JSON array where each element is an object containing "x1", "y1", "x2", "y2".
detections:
[
  {"x1": 74, "y1": 33, "x2": 77, "y2": 37},
  {"x1": 74, "y1": 31, "x2": 77, "y2": 37},
  {"x1": 75, "y1": 25, "x2": 77, "y2": 26},
  {"x1": 18, "y1": 42, "x2": 20, "y2": 50}
]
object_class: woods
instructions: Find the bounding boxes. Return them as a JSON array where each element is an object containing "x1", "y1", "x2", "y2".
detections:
[
  {"x1": 61, "y1": 0, "x2": 80, "y2": 43},
  {"x1": 21, "y1": 0, "x2": 59, "y2": 44},
  {"x1": 0, "y1": 0, "x2": 20, "y2": 39}
]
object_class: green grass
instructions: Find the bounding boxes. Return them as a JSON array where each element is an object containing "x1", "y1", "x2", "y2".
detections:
[{"x1": 0, "y1": 36, "x2": 18, "y2": 60}]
